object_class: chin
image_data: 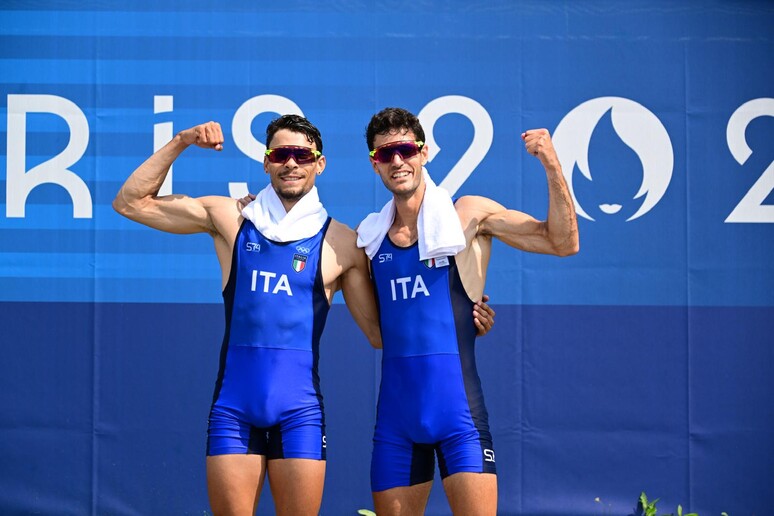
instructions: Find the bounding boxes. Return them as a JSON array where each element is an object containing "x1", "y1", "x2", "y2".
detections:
[
  {"x1": 277, "y1": 187, "x2": 307, "y2": 201},
  {"x1": 390, "y1": 183, "x2": 419, "y2": 197}
]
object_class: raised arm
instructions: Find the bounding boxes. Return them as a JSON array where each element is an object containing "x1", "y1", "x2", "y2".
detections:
[
  {"x1": 469, "y1": 128, "x2": 579, "y2": 257},
  {"x1": 112, "y1": 121, "x2": 226, "y2": 234}
]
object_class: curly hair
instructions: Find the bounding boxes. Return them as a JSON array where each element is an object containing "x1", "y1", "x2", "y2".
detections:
[
  {"x1": 266, "y1": 114, "x2": 323, "y2": 153},
  {"x1": 365, "y1": 107, "x2": 425, "y2": 151}
]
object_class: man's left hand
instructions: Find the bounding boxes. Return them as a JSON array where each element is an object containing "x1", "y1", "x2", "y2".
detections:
[
  {"x1": 237, "y1": 193, "x2": 256, "y2": 210},
  {"x1": 474, "y1": 294, "x2": 496, "y2": 337}
]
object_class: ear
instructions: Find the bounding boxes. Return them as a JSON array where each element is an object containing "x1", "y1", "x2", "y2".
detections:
[
  {"x1": 316, "y1": 155, "x2": 326, "y2": 175},
  {"x1": 420, "y1": 143, "x2": 429, "y2": 166},
  {"x1": 263, "y1": 157, "x2": 270, "y2": 174},
  {"x1": 370, "y1": 157, "x2": 380, "y2": 174}
]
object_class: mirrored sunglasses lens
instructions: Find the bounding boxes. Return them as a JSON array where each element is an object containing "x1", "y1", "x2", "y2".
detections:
[
  {"x1": 374, "y1": 143, "x2": 419, "y2": 162},
  {"x1": 268, "y1": 148, "x2": 316, "y2": 164},
  {"x1": 294, "y1": 149, "x2": 317, "y2": 163},
  {"x1": 267, "y1": 148, "x2": 290, "y2": 163}
]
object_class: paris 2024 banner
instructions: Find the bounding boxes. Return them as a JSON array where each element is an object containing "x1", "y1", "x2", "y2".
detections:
[{"x1": 1, "y1": 1, "x2": 772, "y2": 514}]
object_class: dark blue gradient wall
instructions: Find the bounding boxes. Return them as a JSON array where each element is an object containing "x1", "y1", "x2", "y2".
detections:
[{"x1": 2, "y1": 303, "x2": 771, "y2": 514}]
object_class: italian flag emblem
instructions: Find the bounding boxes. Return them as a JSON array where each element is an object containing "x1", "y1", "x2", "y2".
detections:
[
  {"x1": 422, "y1": 258, "x2": 435, "y2": 269},
  {"x1": 292, "y1": 253, "x2": 308, "y2": 273}
]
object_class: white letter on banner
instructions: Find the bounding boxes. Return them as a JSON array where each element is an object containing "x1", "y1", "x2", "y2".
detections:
[
  {"x1": 229, "y1": 95, "x2": 304, "y2": 199},
  {"x1": 418, "y1": 95, "x2": 493, "y2": 196},
  {"x1": 154, "y1": 95, "x2": 174, "y2": 196},
  {"x1": 6, "y1": 94, "x2": 91, "y2": 218},
  {"x1": 725, "y1": 97, "x2": 774, "y2": 223}
]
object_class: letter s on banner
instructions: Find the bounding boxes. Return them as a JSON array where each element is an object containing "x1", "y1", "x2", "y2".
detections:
[{"x1": 229, "y1": 95, "x2": 304, "y2": 199}]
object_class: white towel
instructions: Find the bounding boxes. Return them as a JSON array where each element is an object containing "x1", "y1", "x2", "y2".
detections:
[
  {"x1": 357, "y1": 169, "x2": 466, "y2": 260},
  {"x1": 241, "y1": 184, "x2": 328, "y2": 242}
]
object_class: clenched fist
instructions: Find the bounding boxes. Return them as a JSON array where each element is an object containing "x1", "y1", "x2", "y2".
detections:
[
  {"x1": 179, "y1": 121, "x2": 224, "y2": 151},
  {"x1": 521, "y1": 128, "x2": 559, "y2": 169}
]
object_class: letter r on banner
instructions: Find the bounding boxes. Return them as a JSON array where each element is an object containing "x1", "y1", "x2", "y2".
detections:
[{"x1": 6, "y1": 94, "x2": 92, "y2": 218}]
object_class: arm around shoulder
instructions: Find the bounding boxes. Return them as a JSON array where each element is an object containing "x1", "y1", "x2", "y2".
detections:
[{"x1": 330, "y1": 222, "x2": 382, "y2": 349}]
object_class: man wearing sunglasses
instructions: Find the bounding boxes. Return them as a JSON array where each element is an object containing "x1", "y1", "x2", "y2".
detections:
[
  {"x1": 358, "y1": 107, "x2": 579, "y2": 515},
  {"x1": 113, "y1": 114, "x2": 494, "y2": 515}
]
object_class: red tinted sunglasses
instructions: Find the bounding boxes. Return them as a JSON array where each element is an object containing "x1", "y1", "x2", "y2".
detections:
[
  {"x1": 265, "y1": 146, "x2": 322, "y2": 165},
  {"x1": 369, "y1": 140, "x2": 424, "y2": 163}
]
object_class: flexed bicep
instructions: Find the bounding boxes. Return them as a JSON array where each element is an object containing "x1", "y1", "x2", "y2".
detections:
[{"x1": 114, "y1": 122, "x2": 226, "y2": 234}]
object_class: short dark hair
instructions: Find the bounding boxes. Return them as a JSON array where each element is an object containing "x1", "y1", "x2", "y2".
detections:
[
  {"x1": 266, "y1": 114, "x2": 323, "y2": 153},
  {"x1": 365, "y1": 107, "x2": 425, "y2": 151}
]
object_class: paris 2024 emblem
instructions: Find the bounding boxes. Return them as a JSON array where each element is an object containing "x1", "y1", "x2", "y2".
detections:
[{"x1": 553, "y1": 97, "x2": 674, "y2": 222}]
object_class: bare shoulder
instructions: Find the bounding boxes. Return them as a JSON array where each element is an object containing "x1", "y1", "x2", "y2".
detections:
[
  {"x1": 326, "y1": 218, "x2": 356, "y2": 238},
  {"x1": 454, "y1": 195, "x2": 505, "y2": 234},
  {"x1": 324, "y1": 218, "x2": 362, "y2": 262},
  {"x1": 455, "y1": 195, "x2": 505, "y2": 218},
  {"x1": 199, "y1": 195, "x2": 243, "y2": 235},
  {"x1": 200, "y1": 194, "x2": 241, "y2": 209}
]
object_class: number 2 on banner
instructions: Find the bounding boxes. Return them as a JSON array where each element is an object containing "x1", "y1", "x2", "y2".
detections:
[
  {"x1": 725, "y1": 97, "x2": 774, "y2": 223},
  {"x1": 418, "y1": 96, "x2": 493, "y2": 196}
]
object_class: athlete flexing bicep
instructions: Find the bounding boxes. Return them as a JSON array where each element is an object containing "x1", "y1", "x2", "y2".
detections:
[
  {"x1": 113, "y1": 121, "x2": 243, "y2": 288},
  {"x1": 363, "y1": 108, "x2": 577, "y2": 516},
  {"x1": 114, "y1": 116, "x2": 337, "y2": 516},
  {"x1": 454, "y1": 128, "x2": 579, "y2": 301}
]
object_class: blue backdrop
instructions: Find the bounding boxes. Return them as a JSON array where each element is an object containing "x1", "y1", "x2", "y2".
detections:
[{"x1": 1, "y1": 1, "x2": 772, "y2": 514}]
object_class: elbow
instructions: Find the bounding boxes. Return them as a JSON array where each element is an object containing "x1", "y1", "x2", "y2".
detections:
[
  {"x1": 553, "y1": 232, "x2": 580, "y2": 257},
  {"x1": 112, "y1": 195, "x2": 127, "y2": 216},
  {"x1": 112, "y1": 192, "x2": 145, "y2": 220},
  {"x1": 112, "y1": 195, "x2": 137, "y2": 219},
  {"x1": 558, "y1": 243, "x2": 579, "y2": 257}
]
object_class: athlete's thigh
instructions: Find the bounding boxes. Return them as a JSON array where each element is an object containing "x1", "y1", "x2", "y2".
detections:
[
  {"x1": 442, "y1": 471, "x2": 497, "y2": 516},
  {"x1": 266, "y1": 458, "x2": 325, "y2": 516},
  {"x1": 373, "y1": 480, "x2": 433, "y2": 516},
  {"x1": 206, "y1": 454, "x2": 266, "y2": 516}
]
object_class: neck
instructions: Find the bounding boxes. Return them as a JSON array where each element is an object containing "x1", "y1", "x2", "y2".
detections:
[
  {"x1": 280, "y1": 198, "x2": 299, "y2": 213},
  {"x1": 275, "y1": 186, "x2": 313, "y2": 213},
  {"x1": 392, "y1": 181, "x2": 425, "y2": 231}
]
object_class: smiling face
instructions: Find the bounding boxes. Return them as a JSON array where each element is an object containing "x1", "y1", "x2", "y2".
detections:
[
  {"x1": 370, "y1": 129, "x2": 428, "y2": 200},
  {"x1": 264, "y1": 128, "x2": 326, "y2": 211}
]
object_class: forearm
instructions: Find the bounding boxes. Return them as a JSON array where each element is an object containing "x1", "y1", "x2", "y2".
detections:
[
  {"x1": 341, "y1": 260, "x2": 383, "y2": 349},
  {"x1": 348, "y1": 302, "x2": 383, "y2": 349},
  {"x1": 543, "y1": 162, "x2": 579, "y2": 256},
  {"x1": 113, "y1": 134, "x2": 189, "y2": 213}
]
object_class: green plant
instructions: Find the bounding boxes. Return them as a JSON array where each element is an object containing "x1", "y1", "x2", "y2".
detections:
[
  {"x1": 637, "y1": 491, "x2": 728, "y2": 516},
  {"x1": 639, "y1": 492, "x2": 659, "y2": 516}
]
